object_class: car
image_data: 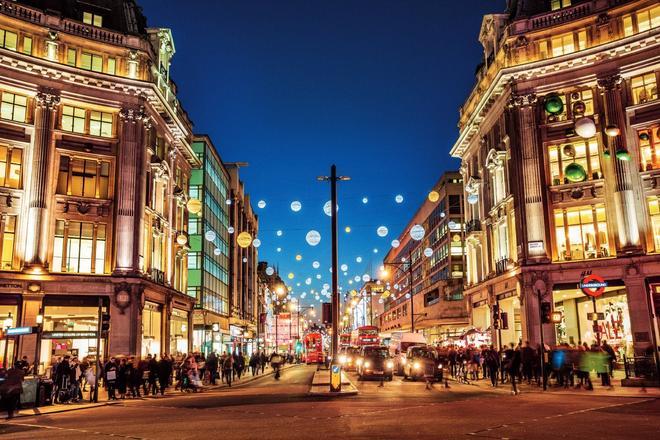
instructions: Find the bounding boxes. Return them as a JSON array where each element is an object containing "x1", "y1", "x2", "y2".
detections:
[
  {"x1": 402, "y1": 346, "x2": 443, "y2": 382},
  {"x1": 389, "y1": 332, "x2": 427, "y2": 375},
  {"x1": 338, "y1": 346, "x2": 361, "y2": 371},
  {"x1": 356, "y1": 346, "x2": 394, "y2": 380}
]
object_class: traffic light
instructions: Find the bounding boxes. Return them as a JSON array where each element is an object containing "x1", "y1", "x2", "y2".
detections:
[
  {"x1": 101, "y1": 313, "x2": 110, "y2": 333},
  {"x1": 541, "y1": 301, "x2": 552, "y2": 324},
  {"x1": 492, "y1": 304, "x2": 499, "y2": 329},
  {"x1": 500, "y1": 312, "x2": 509, "y2": 330}
]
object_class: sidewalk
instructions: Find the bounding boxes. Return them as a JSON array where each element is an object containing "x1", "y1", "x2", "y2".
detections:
[
  {"x1": 1, "y1": 363, "x2": 300, "y2": 420},
  {"x1": 447, "y1": 375, "x2": 660, "y2": 398}
]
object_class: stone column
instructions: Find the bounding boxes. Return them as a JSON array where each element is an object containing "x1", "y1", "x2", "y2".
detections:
[
  {"x1": 597, "y1": 75, "x2": 644, "y2": 254},
  {"x1": 520, "y1": 273, "x2": 555, "y2": 349},
  {"x1": 623, "y1": 268, "x2": 654, "y2": 356},
  {"x1": 114, "y1": 106, "x2": 149, "y2": 273},
  {"x1": 25, "y1": 89, "x2": 60, "y2": 268},
  {"x1": 507, "y1": 93, "x2": 549, "y2": 263}
]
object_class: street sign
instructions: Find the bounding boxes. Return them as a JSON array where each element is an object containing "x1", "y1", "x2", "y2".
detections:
[
  {"x1": 278, "y1": 313, "x2": 291, "y2": 320},
  {"x1": 579, "y1": 274, "x2": 607, "y2": 297},
  {"x1": 6, "y1": 326, "x2": 34, "y2": 336},
  {"x1": 42, "y1": 331, "x2": 98, "y2": 339}
]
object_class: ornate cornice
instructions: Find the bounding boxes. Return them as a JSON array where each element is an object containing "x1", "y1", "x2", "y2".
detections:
[
  {"x1": 35, "y1": 88, "x2": 60, "y2": 108},
  {"x1": 119, "y1": 105, "x2": 150, "y2": 124},
  {"x1": 507, "y1": 92, "x2": 537, "y2": 108},
  {"x1": 597, "y1": 74, "x2": 623, "y2": 92}
]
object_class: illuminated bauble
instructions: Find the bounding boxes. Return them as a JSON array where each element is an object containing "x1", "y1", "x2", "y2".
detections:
[
  {"x1": 391, "y1": 239, "x2": 400, "y2": 248},
  {"x1": 186, "y1": 198, "x2": 202, "y2": 214},
  {"x1": 312, "y1": 261, "x2": 320, "y2": 269},
  {"x1": 410, "y1": 224, "x2": 425, "y2": 241},
  {"x1": 323, "y1": 201, "x2": 338, "y2": 216},
  {"x1": 448, "y1": 220, "x2": 457, "y2": 229},
  {"x1": 603, "y1": 149, "x2": 611, "y2": 159},
  {"x1": 204, "y1": 230, "x2": 216, "y2": 242},
  {"x1": 362, "y1": 197, "x2": 368, "y2": 204},
  {"x1": 213, "y1": 248, "x2": 222, "y2": 256},
  {"x1": 395, "y1": 194, "x2": 404, "y2": 204},
  {"x1": 176, "y1": 233, "x2": 188, "y2": 246},
  {"x1": 266, "y1": 266, "x2": 275, "y2": 276},
  {"x1": 227, "y1": 226, "x2": 235, "y2": 234},
  {"x1": 288, "y1": 273, "x2": 294, "y2": 280},
  {"x1": 564, "y1": 162, "x2": 587, "y2": 182},
  {"x1": 305, "y1": 278, "x2": 312, "y2": 285},
  {"x1": 423, "y1": 247, "x2": 433, "y2": 258},
  {"x1": 467, "y1": 194, "x2": 479, "y2": 205},
  {"x1": 356, "y1": 256, "x2": 362, "y2": 263},
  {"x1": 257, "y1": 200, "x2": 266, "y2": 209},
  {"x1": 295, "y1": 254, "x2": 302, "y2": 261},
  {"x1": 316, "y1": 274, "x2": 321, "y2": 279},
  {"x1": 242, "y1": 257, "x2": 248, "y2": 263},
  {"x1": 572, "y1": 100, "x2": 586, "y2": 116},
  {"x1": 362, "y1": 274, "x2": 371, "y2": 282},
  {"x1": 605, "y1": 124, "x2": 621, "y2": 137},
  {"x1": 639, "y1": 131, "x2": 650, "y2": 141},
  {"x1": 373, "y1": 248, "x2": 378, "y2": 253},
  {"x1": 575, "y1": 117, "x2": 597, "y2": 138},
  {"x1": 340, "y1": 264, "x2": 348, "y2": 272},
  {"x1": 544, "y1": 93, "x2": 564, "y2": 114},
  {"x1": 252, "y1": 238, "x2": 261, "y2": 248},
  {"x1": 377, "y1": 226, "x2": 389, "y2": 237},
  {"x1": 344, "y1": 226, "x2": 351, "y2": 233},
  {"x1": 276, "y1": 247, "x2": 282, "y2": 252},
  {"x1": 405, "y1": 293, "x2": 411, "y2": 299},
  {"x1": 428, "y1": 191, "x2": 440, "y2": 202},
  {"x1": 237, "y1": 231, "x2": 253, "y2": 248},
  {"x1": 290, "y1": 201, "x2": 302, "y2": 212},
  {"x1": 276, "y1": 230, "x2": 283, "y2": 237},
  {"x1": 306, "y1": 230, "x2": 321, "y2": 246},
  {"x1": 225, "y1": 199, "x2": 232, "y2": 205},
  {"x1": 615, "y1": 149, "x2": 631, "y2": 161},
  {"x1": 562, "y1": 144, "x2": 575, "y2": 158}
]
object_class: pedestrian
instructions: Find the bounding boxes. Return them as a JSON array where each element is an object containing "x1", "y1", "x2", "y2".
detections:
[
  {"x1": 148, "y1": 354, "x2": 159, "y2": 395},
  {"x1": 55, "y1": 355, "x2": 73, "y2": 403},
  {"x1": 249, "y1": 352, "x2": 258, "y2": 376},
  {"x1": 117, "y1": 358, "x2": 127, "y2": 399},
  {"x1": 0, "y1": 366, "x2": 25, "y2": 418},
  {"x1": 484, "y1": 345, "x2": 499, "y2": 387},
  {"x1": 601, "y1": 340, "x2": 616, "y2": 382},
  {"x1": 222, "y1": 353, "x2": 234, "y2": 387},
  {"x1": 219, "y1": 352, "x2": 228, "y2": 384},
  {"x1": 521, "y1": 341, "x2": 535, "y2": 384},
  {"x1": 206, "y1": 352, "x2": 218, "y2": 385},
  {"x1": 260, "y1": 351, "x2": 267, "y2": 374},
  {"x1": 158, "y1": 354, "x2": 173, "y2": 395},
  {"x1": 138, "y1": 356, "x2": 149, "y2": 396},
  {"x1": 14, "y1": 356, "x2": 30, "y2": 375},
  {"x1": 234, "y1": 351, "x2": 245, "y2": 380},
  {"x1": 129, "y1": 358, "x2": 142, "y2": 398},
  {"x1": 505, "y1": 343, "x2": 520, "y2": 395},
  {"x1": 104, "y1": 358, "x2": 118, "y2": 401}
]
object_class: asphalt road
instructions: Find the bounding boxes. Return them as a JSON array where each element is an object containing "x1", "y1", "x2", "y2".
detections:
[{"x1": 0, "y1": 365, "x2": 657, "y2": 439}]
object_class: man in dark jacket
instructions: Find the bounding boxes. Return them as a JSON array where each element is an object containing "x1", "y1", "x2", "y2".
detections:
[
  {"x1": 157, "y1": 354, "x2": 173, "y2": 395},
  {"x1": 0, "y1": 367, "x2": 25, "y2": 418},
  {"x1": 206, "y1": 352, "x2": 218, "y2": 385},
  {"x1": 506, "y1": 343, "x2": 521, "y2": 395},
  {"x1": 148, "y1": 355, "x2": 159, "y2": 395},
  {"x1": 520, "y1": 341, "x2": 536, "y2": 384}
]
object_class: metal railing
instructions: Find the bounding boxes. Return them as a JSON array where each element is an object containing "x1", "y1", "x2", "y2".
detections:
[
  {"x1": 623, "y1": 355, "x2": 658, "y2": 381},
  {"x1": 466, "y1": 219, "x2": 481, "y2": 233}
]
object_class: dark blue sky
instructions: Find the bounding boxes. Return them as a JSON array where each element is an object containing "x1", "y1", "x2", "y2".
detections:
[{"x1": 140, "y1": 0, "x2": 498, "y2": 307}]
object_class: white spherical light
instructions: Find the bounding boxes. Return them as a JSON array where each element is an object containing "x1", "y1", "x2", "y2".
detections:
[
  {"x1": 204, "y1": 230, "x2": 216, "y2": 242},
  {"x1": 306, "y1": 230, "x2": 321, "y2": 246},
  {"x1": 377, "y1": 226, "x2": 389, "y2": 237},
  {"x1": 575, "y1": 117, "x2": 597, "y2": 139},
  {"x1": 323, "y1": 201, "x2": 338, "y2": 217},
  {"x1": 362, "y1": 274, "x2": 371, "y2": 282},
  {"x1": 213, "y1": 248, "x2": 222, "y2": 256},
  {"x1": 395, "y1": 195, "x2": 404, "y2": 204},
  {"x1": 265, "y1": 266, "x2": 275, "y2": 276},
  {"x1": 290, "y1": 201, "x2": 302, "y2": 212},
  {"x1": 227, "y1": 226, "x2": 235, "y2": 234},
  {"x1": 362, "y1": 197, "x2": 368, "y2": 204},
  {"x1": 257, "y1": 200, "x2": 266, "y2": 209},
  {"x1": 409, "y1": 224, "x2": 425, "y2": 241},
  {"x1": 423, "y1": 247, "x2": 433, "y2": 258},
  {"x1": 252, "y1": 238, "x2": 261, "y2": 248},
  {"x1": 356, "y1": 256, "x2": 362, "y2": 263},
  {"x1": 391, "y1": 239, "x2": 400, "y2": 248},
  {"x1": 312, "y1": 261, "x2": 320, "y2": 269},
  {"x1": 467, "y1": 194, "x2": 479, "y2": 205},
  {"x1": 340, "y1": 264, "x2": 348, "y2": 272},
  {"x1": 276, "y1": 230, "x2": 283, "y2": 237}
]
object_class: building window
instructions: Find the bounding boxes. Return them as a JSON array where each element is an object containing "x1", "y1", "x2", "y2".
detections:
[
  {"x1": 551, "y1": 33, "x2": 575, "y2": 57},
  {"x1": 107, "y1": 57, "x2": 116, "y2": 75},
  {"x1": 83, "y1": 12, "x2": 103, "y2": 27},
  {"x1": 554, "y1": 204, "x2": 610, "y2": 261},
  {"x1": 639, "y1": 126, "x2": 660, "y2": 171},
  {"x1": 0, "y1": 92, "x2": 27, "y2": 123},
  {"x1": 548, "y1": 138, "x2": 601, "y2": 185},
  {"x1": 22, "y1": 36, "x2": 32, "y2": 55},
  {"x1": 0, "y1": 29, "x2": 17, "y2": 51},
  {"x1": 0, "y1": 146, "x2": 22, "y2": 189},
  {"x1": 61, "y1": 105, "x2": 86, "y2": 133},
  {"x1": 649, "y1": 196, "x2": 660, "y2": 252},
  {"x1": 67, "y1": 49, "x2": 77, "y2": 67},
  {"x1": 631, "y1": 73, "x2": 658, "y2": 105},
  {"x1": 89, "y1": 111, "x2": 113, "y2": 137},
  {"x1": 636, "y1": 6, "x2": 660, "y2": 33},
  {"x1": 491, "y1": 165, "x2": 506, "y2": 205},
  {"x1": 0, "y1": 215, "x2": 16, "y2": 270},
  {"x1": 551, "y1": 0, "x2": 571, "y2": 10},
  {"x1": 81, "y1": 52, "x2": 103, "y2": 72},
  {"x1": 57, "y1": 156, "x2": 110, "y2": 199},
  {"x1": 52, "y1": 220, "x2": 106, "y2": 274}
]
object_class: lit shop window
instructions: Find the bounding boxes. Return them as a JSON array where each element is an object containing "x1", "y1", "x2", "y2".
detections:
[
  {"x1": 648, "y1": 196, "x2": 660, "y2": 252},
  {"x1": 57, "y1": 156, "x2": 110, "y2": 198},
  {"x1": 622, "y1": 6, "x2": 660, "y2": 37},
  {"x1": 631, "y1": 73, "x2": 658, "y2": 105},
  {"x1": 81, "y1": 52, "x2": 103, "y2": 72},
  {"x1": 545, "y1": 89, "x2": 593, "y2": 123},
  {"x1": 22, "y1": 36, "x2": 32, "y2": 55},
  {"x1": 61, "y1": 105, "x2": 86, "y2": 133},
  {"x1": 0, "y1": 215, "x2": 16, "y2": 270},
  {"x1": 550, "y1": 30, "x2": 586, "y2": 58},
  {"x1": 89, "y1": 111, "x2": 113, "y2": 137},
  {"x1": 0, "y1": 29, "x2": 17, "y2": 51},
  {"x1": 554, "y1": 204, "x2": 610, "y2": 262},
  {"x1": 548, "y1": 138, "x2": 601, "y2": 185},
  {"x1": 0, "y1": 145, "x2": 22, "y2": 189},
  {"x1": 83, "y1": 12, "x2": 103, "y2": 27},
  {"x1": 52, "y1": 220, "x2": 106, "y2": 274},
  {"x1": 0, "y1": 92, "x2": 27, "y2": 123},
  {"x1": 639, "y1": 126, "x2": 660, "y2": 171},
  {"x1": 551, "y1": 0, "x2": 571, "y2": 10}
]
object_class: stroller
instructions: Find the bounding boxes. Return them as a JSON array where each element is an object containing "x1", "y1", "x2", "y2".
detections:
[{"x1": 180, "y1": 368, "x2": 202, "y2": 393}]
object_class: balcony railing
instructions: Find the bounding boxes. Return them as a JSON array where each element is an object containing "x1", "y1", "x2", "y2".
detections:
[
  {"x1": 150, "y1": 268, "x2": 165, "y2": 285},
  {"x1": 0, "y1": 1, "x2": 41, "y2": 24},
  {"x1": 466, "y1": 219, "x2": 482, "y2": 233},
  {"x1": 495, "y1": 257, "x2": 511, "y2": 275},
  {"x1": 530, "y1": 2, "x2": 592, "y2": 31}
]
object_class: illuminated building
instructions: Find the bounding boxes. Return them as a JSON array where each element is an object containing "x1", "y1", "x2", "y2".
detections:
[
  {"x1": 451, "y1": 0, "x2": 660, "y2": 358},
  {"x1": 0, "y1": 0, "x2": 200, "y2": 368}
]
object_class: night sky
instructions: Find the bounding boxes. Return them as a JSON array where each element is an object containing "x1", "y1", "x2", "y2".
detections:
[{"x1": 139, "y1": 0, "x2": 497, "y2": 310}]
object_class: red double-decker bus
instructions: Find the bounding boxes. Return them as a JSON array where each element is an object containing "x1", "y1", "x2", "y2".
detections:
[
  {"x1": 350, "y1": 325, "x2": 380, "y2": 346},
  {"x1": 340, "y1": 333, "x2": 351, "y2": 347},
  {"x1": 303, "y1": 332, "x2": 324, "y2": 364}
]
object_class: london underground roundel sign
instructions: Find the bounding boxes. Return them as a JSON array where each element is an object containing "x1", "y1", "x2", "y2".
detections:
[{"x1": 580, "y1": 274, "x2": 607, "y2": 297}]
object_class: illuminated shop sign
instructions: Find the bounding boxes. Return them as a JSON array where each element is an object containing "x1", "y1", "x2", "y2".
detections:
[
  {"x1": 579, "y1": 274, "x2": 607, "y2": 297},
  {"x1": 42, "y1": 331, "x2": 98, "y2": 339}
]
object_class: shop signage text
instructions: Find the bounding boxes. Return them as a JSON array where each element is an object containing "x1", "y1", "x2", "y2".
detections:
[
  {"x1": 42, "y1": 331, "x2": 98, "y2": 339},
  {"x1": 6, "y1": 326, "x2": 35, "y2": 336},
  {"x1": 579, "y1": 274, "x2": 607, "y2": 297}
]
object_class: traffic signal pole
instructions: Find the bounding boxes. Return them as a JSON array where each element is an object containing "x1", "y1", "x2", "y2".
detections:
[{"x1": 330, "y1": 165, "x2": 339, "y2": 364}]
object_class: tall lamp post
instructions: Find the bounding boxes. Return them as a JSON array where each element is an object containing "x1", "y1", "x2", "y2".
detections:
[{"x1": 317, "y1": 165, "x2": 350, "y2": 364}]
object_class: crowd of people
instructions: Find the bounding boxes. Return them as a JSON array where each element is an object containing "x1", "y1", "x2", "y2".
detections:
[{"x1": 437, "y1": 340, "x2": 618, "y2": 395}]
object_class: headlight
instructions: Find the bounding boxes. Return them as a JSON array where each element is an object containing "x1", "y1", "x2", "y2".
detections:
[
  {"x1": 386, "y1": 361, "x2": 394, "y2": 369},
  {"x1": 401, "y1": 358, "x2": 407, "y2": 365},
  {"x1": 356, "y1": 358, "x2": 363, "y2": 366},
  {"x1": 339, "y1": 355, "x2": 347, "y2": 364},
  {"x1": 413, "y1": 362, "x2": 421, "y2": 370},
  {"x1": 438, "y1": 364, "x2": 443, "y2": 369},
  {"x1": 364, "y1": 361, "x2": 371, "y2": 369},
  {"x1": 347, "y1": 357, "x2": 352, "y2": 363}
]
